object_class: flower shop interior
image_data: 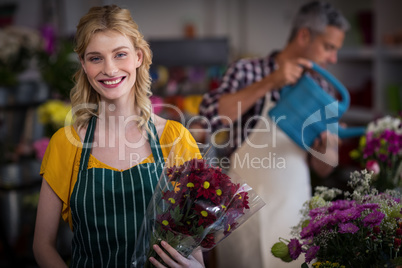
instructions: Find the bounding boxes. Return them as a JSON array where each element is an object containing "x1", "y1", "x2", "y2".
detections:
[{"x1": 0, "y1": 0, "x2": 401, "y2": 267}]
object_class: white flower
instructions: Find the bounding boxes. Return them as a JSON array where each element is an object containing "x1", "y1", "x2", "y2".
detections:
[
  {"x1": 367, "y1": 115, "x2": 402, "y2": 134},
  {"x1": 0, "y1": 26, "x2": 43, "y2": 68}
]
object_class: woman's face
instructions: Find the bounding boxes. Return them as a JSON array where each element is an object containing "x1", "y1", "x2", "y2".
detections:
[{"x1": 81, "y1": 30, "x2": 143, "y2": 103}]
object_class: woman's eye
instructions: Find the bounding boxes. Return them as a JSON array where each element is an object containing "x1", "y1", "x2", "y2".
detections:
[
  {"x1": 89, "y1": 56, "x2": 101, "y2": 62},
  {"x1": 116, "y1": 52, "x2": 127, "y2": 58}
]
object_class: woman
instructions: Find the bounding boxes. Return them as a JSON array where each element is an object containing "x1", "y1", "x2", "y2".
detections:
[{"x1": 33, "y1": 5, "x2": 204, "y2": 268}]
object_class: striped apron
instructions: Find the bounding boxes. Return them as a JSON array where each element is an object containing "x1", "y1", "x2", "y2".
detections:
[{"x1": 70, "y1": 116, "x2": 164, "y2": 267}]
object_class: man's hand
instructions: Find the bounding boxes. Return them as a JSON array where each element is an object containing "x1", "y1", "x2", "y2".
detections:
[
  {"x1": 310, "y1": 131, "x2": 341, "y2": 178},
  {"x1": 269, "y1": 58, "x2": 312, "y2": 89}
]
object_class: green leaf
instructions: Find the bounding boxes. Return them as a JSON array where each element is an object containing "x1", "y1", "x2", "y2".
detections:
[{"x1": 170, "y1": 205, "x2": 183, "y2": 222}]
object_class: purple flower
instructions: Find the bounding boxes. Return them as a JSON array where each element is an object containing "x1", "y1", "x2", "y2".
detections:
[
  {"x1": 288, "y1": 239, "x2": 302, "y2": 260},
  {"x1": 309, "y1": 207, "x2": 328, "y2": 220},
  {"x1": 328, "y1": 200, "x2": 355, "y2": 213},
  {"x1": 315, "y1": 214, "x2": 338, "y2": 228},
  {"x1": 302, "y1": 236, "x2": 314, "y2": 245},
  {"x1": 363, "y1": 138, "x2": 381, "y2": 158},
  {"x1": 363, "y1": 210, "x2": 385, "y2": 227},
  {"x1": 41, "y1": 24, "x2": 55, "y2": 54},
  {"x1": 300, "y1": 222, "x2": 320, "y2": 239},
  {"x1": 335, "y1": 207, "x2": 362, "y2": 223},
  {"x1": 338, "y1": 222, "x2": 359, "y2": 234},
  {"x1": 361, "y1": 203, "x2": 380, "y2": 210},
  {"x1": 378, "y1": 154, "x2": 388, "y2": 162},
  {"x1": 305, "y1": 245, "x2": 320, "y2": 263}
]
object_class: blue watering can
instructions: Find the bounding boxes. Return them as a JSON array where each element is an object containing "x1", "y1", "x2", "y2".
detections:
[{"x1": 268, "y1": 62, "x2": 366, "y2": 150}]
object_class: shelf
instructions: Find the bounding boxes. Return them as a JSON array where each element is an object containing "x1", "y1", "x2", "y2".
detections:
[
  {"x1": 341, "y1": 107, "x2": 376, "y2": 124},
  {"x1": 380, "y1": 46, "x2": 402, "y2": 59},
  {"x1": 338, "y1": 46, "x2": 375, "y2": 60},
  {"x1": 149, "y1": 38, "x2": 229, "y2": 67}
]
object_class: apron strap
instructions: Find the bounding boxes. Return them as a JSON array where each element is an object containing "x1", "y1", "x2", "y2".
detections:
[
  {"x1": 78, "y1": 116, "x2": 165, "y2": 171},
  {"x1": 147, "y1": 117, "x2": 165, "y2": 166},
  {"x1": 79, "y1": 116, "x2": 97, "y2": 171}
]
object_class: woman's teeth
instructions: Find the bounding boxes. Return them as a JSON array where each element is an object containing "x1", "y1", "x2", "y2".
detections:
[{"x1": 103, "y1": 78, "x2": 122, "y2": 85}]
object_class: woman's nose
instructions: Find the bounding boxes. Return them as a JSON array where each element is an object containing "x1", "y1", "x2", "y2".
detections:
[{"x1": 103, "y1": 60, "x2": 118, "y2": 76}]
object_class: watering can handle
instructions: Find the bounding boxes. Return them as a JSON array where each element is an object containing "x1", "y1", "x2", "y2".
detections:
[
  {"x1": 280, "y1": 62, "x2": 351, "y2": 110},
  {"x1": 310, "y1": 62, "x2": 350, "y2": 108}
]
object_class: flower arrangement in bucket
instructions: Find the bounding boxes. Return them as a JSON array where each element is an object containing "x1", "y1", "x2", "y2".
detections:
[
  {"x1": 350, "y1": 114, "x2": 402, "y2": 192},
  {"x1": 271, "y1": 170, "x2": 402, "y2": 268},
  {"x1": 0, "y1": 26, "x2": 43, "y2": 87},
  {"x1": 131, "y1": 143, "x2": 265, "y2": 267}
]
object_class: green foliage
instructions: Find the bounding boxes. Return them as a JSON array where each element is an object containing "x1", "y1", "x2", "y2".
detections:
[{"x1": 38, "y1": 38, "x2": 78, "y2": 99}]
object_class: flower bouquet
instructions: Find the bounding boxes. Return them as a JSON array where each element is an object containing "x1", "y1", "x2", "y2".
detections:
[
  {"x1": 350, "y1": 114, "x2": 402, "y2": 191},
  {"x1": 131, "y1": 143, "x2": 265, "y2": 267},
  {"x1": 271, "y1": 170, "x2": 402, "y2": 268}
]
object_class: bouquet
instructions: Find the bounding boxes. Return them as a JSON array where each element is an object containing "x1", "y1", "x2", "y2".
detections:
[
  {"x1": 350, "y1": 114, "x2": 402, "y2": 191},
  {"x1": 132, "y1": 144, "x2": 265, "y2": 267},
  {"x1": 0, "y1": 26, "x2": 43, "y2": 86},
  {"x1": 271, "y1": 170, "x2": 402, "y2": 268}
]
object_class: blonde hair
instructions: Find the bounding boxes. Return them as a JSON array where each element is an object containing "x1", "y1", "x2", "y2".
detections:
[{"x1": 71, "y1": 5, "x2": 153, "y2": 134}]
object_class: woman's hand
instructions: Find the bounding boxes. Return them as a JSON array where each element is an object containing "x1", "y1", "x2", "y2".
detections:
[{"x1": 149, "y1": 241, "x2": 205, "y2": 268}]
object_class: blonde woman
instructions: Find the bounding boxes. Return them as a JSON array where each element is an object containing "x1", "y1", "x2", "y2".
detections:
[{"x1": 33, "y1": 5, "x2": 204, "y2": 268}]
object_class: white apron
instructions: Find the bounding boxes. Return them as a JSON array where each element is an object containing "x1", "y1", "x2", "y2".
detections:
[{"x1": 216, "y1": 94, "x2": 311, "y2": 268}]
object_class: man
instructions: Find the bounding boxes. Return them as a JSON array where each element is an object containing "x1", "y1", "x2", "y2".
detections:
[{"x1": 199, "y1": 1, "x2": 349, "y2": 267}]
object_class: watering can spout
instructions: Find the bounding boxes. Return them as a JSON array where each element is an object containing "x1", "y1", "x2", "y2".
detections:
[{"x1": 338, "y1": 126, "x2": 366, "y2": 139}]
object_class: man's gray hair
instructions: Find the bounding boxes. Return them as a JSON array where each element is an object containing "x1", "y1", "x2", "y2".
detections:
[{"x1": 288, "y1": 1, "x2": 350, "y2": 42}]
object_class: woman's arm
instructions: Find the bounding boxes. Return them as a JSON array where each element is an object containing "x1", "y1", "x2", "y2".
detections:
[{"x1": 33, "y1": 179, "x2": 68, "y2": 268}]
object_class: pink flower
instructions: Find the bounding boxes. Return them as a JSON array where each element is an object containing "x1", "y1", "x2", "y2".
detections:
[
  {"x1": 150, "y1": 95, "x2": 164, "y2": 115},
  {"x1": 33, "y1": 137, "x2": 50, "y2": 160},
  {"x1": 366, "y1": 160, "x2": 380, "y2": 175}
]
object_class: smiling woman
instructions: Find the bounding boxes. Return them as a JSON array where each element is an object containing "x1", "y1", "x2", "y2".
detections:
[
  {"x1": 32, "y1": 4, "x2": 204, "y2": 268},
  {"x1": 80, "y1": 30, "x2": 143, "y2": 103}
]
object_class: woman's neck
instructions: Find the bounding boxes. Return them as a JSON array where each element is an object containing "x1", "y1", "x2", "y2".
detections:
[{"x1": 97, "y1": 99, "x2": 141, "y2": 134}]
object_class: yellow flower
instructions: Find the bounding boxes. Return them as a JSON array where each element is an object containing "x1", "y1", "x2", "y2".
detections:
[
  {"x1": 216, "y1": 189, "x2": 222, "y2": 196},
  {"x1": 171, "y1": 181, "x2": 180, "y2": 193},
  {"x1": 38, "y1": 100, "x2": 72, "y2": 128},
  {"x1": 187, "y1": 182, "x2": 194, "y2": 188},
  {"x1": 203, "y1": 181, "x2": 210, "y2": 189},
  {"x1": 349, "y1": 149, "x2": 360, "y2": 159},
  {"x1": 168, "y1": 198, "x2": 175, "y2": 204},
  {"x1": 162, "y1": 220, "x2": 169, "y2": 226},
  {"x1": 359, "y1": 136, "x2": 366, "y2": 147},
  {"x1": 201, "y1": 211, "x2": 208, "y2": 217}
]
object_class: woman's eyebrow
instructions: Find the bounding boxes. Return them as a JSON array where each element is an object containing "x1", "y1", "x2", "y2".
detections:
[{"x1": 85, "y1": 46, "x2": 130, "y2": 56}]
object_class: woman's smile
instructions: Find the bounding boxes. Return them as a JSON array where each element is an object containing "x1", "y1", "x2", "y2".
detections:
[{"x1": 99, "y1": 76, "x2": 126, "y2": 87}]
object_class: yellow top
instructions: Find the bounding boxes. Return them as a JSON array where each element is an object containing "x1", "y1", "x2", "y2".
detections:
[{"x1": 40, "y1": 120, "x2": 201, "y2": 229}]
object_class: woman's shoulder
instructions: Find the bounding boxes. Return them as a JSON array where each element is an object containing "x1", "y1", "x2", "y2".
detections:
[
  {"x1": 161, "y1": 119, "x2": 188, "y2": 138},
  {"x1": 49, "y1": 125, "x2": 82, "y2": 151}
]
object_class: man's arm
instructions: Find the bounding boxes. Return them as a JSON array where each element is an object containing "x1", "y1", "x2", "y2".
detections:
[{"x1": 217, "y1": 58, "x2": 312, "y2": 124}]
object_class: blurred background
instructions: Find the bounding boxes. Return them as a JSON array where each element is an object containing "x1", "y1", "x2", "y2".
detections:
[{"x1": 0, "y1": 0, "x2": 401, "y2": 267}]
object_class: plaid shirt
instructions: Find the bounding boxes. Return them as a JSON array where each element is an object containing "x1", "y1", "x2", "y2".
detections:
[{"x1": 199, "y1": 51, "x2": 334, "y2": 157}]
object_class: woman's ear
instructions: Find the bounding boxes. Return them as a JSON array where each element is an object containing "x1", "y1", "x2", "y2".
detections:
[{"x1": 135, "y1": 49, "x2": 143, "y2": 68}]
